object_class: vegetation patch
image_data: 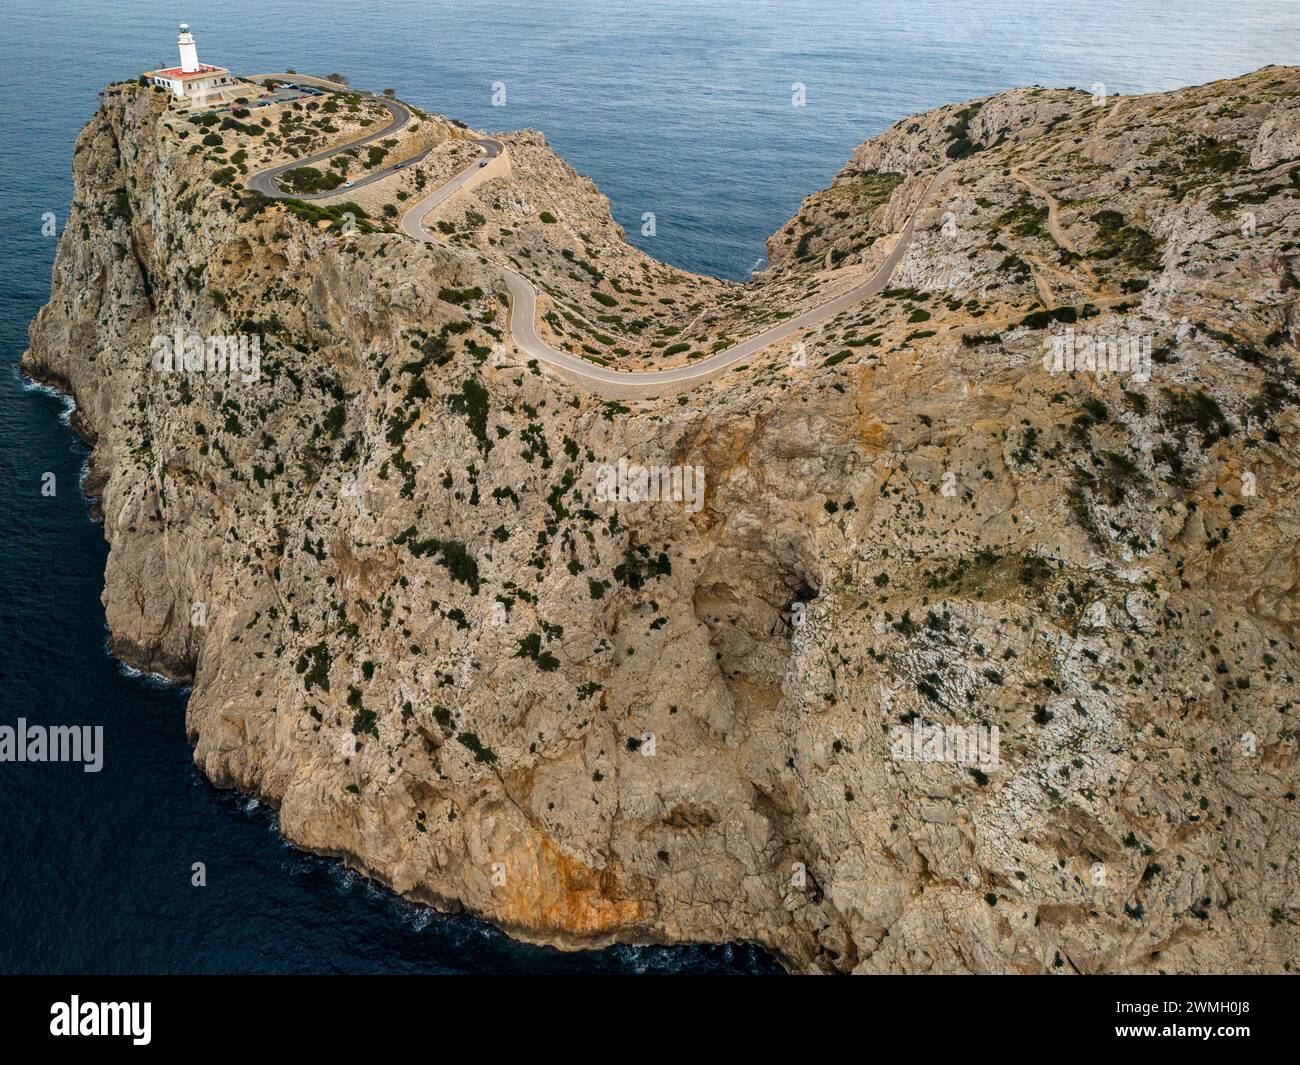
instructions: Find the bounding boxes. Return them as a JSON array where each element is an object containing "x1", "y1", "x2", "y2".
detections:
[
  {"x1": 279, "y1": 166, "x2": 343, "y2": 194},
  {"x1": 395, "y1": 527, "x2": 481, "y2": 593},
  {"x1": 945, "y1": 104, "x2": 983, "y2": 159},
  {"x1": 1090, "y1": 209, "x2": 1162, "y2": 272}
]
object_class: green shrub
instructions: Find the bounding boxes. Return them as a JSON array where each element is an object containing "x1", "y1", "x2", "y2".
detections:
[
  {"x1": 438, "y1": 285, "x2": 483, "y2": 305},
  {"x1": 447, "y1": 378, "x2": 491, "y2": 453},
  {"x1": 280, "y1": 165, "x2": 343, "y2": 193},
  {"x1": 944, "y1": 104, "x2": 982, "y2": 159},
  {"x1": 1090, "y1": 210, "x2": 1161, "y2": 272},
  {"x1": 457, "y1": 732, "x2": 498, "y2": 764},
  {"x1": 296, "y1": 642, "x2": 332, "y2": 692}
]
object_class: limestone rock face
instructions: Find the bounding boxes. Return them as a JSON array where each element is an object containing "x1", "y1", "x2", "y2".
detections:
[
  {"x1": 24, "y1": 69, "x2": 1300, "y2": 973},
  {"x1": 1252, "y1": 106, "x2": 1300, "y2": 171}
]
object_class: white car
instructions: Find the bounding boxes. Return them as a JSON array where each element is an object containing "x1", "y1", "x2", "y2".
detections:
[{"x1": 343, "y1": 180, "x2": 355, "y2": 188}]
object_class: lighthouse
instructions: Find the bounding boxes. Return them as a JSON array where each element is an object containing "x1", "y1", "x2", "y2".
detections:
[
  {"x1": 144, "y1": 23, "x2": 234, "y2": 104},
  {"x1": 177, "y1": 23, "x2": 200, "y2": 74}
]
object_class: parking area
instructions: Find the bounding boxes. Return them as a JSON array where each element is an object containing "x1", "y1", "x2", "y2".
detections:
[{"x1": 199, "y1": 82, "x2": 327, "y2": 116}]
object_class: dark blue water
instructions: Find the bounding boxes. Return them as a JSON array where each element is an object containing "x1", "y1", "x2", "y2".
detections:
[{"x1": 1, "y1": 0, "x2": 1296, "y2": 974}]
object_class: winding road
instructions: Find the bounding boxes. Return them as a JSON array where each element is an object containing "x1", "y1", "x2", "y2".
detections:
[
  {"x1": 245, "y1": 74, "x2": 434, "y2": 199},
  {"x1": 246, "y1": 75, "x2": 952, "y2": 394}
]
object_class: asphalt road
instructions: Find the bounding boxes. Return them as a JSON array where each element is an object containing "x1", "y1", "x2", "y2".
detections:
[
  {"x1": 404, "y1": 162, "x2": 950, "y2": 389},
  {"x1": 247, "y1": 75, "x2": 951, "y2": 392},
  {"x1": 245, "y1": 74, "x2": 429, "y2": 200},
  {"x1": 398, "y1": 136, "x2": 503, "y2": 224}
]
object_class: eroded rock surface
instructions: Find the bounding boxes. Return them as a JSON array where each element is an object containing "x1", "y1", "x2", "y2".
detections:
[{"x1": 24, "y1": 69, "x2": 1300, "y2": 972}]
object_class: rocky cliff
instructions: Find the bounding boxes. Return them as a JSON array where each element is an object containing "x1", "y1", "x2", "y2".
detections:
[{"x1": 23, "y1": 68, "x2": 1300, "y2": 972}]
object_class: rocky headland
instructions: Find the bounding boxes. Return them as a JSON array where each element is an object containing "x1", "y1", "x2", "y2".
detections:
[{"x1": 23, "y1": 67, "x2": 1300, "y2": 972}]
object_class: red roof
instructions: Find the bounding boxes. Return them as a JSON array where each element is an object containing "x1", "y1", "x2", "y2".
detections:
[{"x1": 152, "y1": 64, "x2": 224, "y2": 79}]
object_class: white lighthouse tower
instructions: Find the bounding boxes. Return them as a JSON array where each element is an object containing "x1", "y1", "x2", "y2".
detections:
[
  {"x1": 177, "y1": 23, "x2": 200, "y2": 73},
  {"x1": 144, "y1": 23, "x2": 234, "y2": 103}
]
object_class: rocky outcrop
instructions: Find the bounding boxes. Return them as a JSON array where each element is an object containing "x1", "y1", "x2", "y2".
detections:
[{"x1": 23, "y1": 68, "x2": 1300, "y2": 973}]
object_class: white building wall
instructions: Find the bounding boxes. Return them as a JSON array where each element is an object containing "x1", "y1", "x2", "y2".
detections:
[{"x1": 150, "y1": 72, "x2": 232, "y2": 103}]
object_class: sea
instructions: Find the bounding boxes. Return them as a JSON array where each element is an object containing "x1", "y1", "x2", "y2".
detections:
[{"x1": 1, "y1": 0, "x2": 1296, "y2": 974}]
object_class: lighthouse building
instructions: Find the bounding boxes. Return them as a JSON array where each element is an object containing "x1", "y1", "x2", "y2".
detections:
[{"x1": 145, "y1": 24, "x2": 235, "y2": 102}]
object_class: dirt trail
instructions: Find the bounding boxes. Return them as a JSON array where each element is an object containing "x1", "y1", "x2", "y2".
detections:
[{"x1": 1009, "y1": 157, "x2": 1111, "y2": 301}]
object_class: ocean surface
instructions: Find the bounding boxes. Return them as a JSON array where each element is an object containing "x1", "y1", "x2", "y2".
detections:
[{"x1": 1, "y1": 0, "x2": 1296, "y2": 974}]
